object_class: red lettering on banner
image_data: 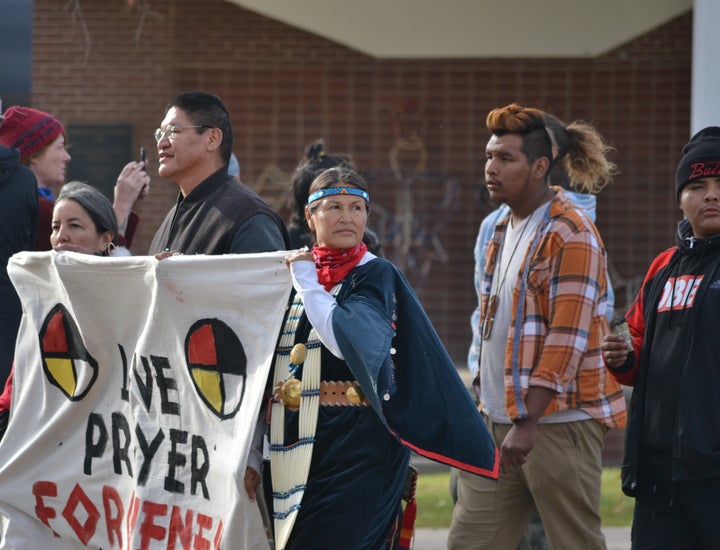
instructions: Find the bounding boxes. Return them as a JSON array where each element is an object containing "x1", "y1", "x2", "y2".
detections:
[
  {"x1": 168, "y1": 505, "x2": 193, "y2": 549},
  {"x1": 213, "y1": 519, "x2": 224, "y2": 550},
  {"x1": 126, "y1": 490, "x2": 140, "y2": 538},
  {"x1": 102, "y1": 485, "x2": 124, "y2": 547},
  {"x1": 30, "y1": 482, "x2": 224, "y2": 548},
  {"x1": 62, "y1": 483, "x2": 101, "y2": 545},
  {"x1": 194, "y1": 513, "x2": 213, "y2": 550},
  {"x1": 657, "y1": 275, "x2": 704, "y2": 313},
  {"x1": 139, "y1": 500, "x2": 168, "y2": 550},
  {"x1": 32, "y1": 481, "x2": 60, "y2": 537}
]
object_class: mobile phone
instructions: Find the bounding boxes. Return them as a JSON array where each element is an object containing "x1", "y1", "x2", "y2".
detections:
[
  {"x1": 138, "y1": 147, "x2": 149, "y2": 195},
  {"x1": 612, "y1": 315, "x2": 633, "y2": 351}
]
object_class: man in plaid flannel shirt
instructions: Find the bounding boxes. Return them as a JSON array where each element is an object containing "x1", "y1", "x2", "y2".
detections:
[{"x1": 448, "y1": 104, "x2": 626, "y2": 550}]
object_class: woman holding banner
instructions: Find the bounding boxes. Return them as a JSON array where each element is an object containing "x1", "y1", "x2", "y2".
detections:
[
  {"x1": 263, "y1": 166, "x2": 498, "y2": 550},
  {"x1": 0, "y1": 181, "x2": 127, "y2": 437}
]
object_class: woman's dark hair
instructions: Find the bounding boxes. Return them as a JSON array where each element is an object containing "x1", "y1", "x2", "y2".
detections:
[
  {"x1": 290, "y1": 140, "x2": 355, "y2": 232},
  {"x1": 57, "y1": 181, "x2": 118, "y2": 249}
]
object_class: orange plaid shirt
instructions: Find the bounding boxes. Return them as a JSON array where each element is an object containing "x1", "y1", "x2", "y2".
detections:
[{"x1": 481, "y1": 188, "x2": 626, "y2": 428}]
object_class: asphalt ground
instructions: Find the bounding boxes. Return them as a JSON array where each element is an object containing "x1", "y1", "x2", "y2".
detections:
[{"x1": 412, "y1": 526, "x2": 631, "y2": 550}]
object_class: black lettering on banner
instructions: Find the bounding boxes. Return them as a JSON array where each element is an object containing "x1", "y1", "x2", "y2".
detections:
[
  {"x1": 134, "y1": 355, "x2": 154, "y2": 410},
  {"x1": 83, "y1": 414, "x2": 212, "y2": 499},
  {"x1": 84, "y1": 413, "x2": 108, "y2": 475},
  {"x1": 82, "y1": 345, "x2": 216, "y2": 500},
  {"x1": 111, "y1": 412, "x2": 133, "y2": 477},
  {"x1": 135, "y1": 424, "x2": 165, "y2": 486},
  {"x1": 151, "y1": 355, "x2": 180, "y2": 416},
  {"x1": 191, "y1": 435, "x2": 210, "y2": 499},
  {"x1": 118, "y1": 344, "x2": 129, "y2": 402},
  {"x1": 165, "y1": 429, "x2": 187, "y2": 494}
]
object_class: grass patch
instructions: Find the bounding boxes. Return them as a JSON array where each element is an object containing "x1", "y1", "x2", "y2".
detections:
[
  {"x1": 414, "y1": 470, "x2": 455, "y2": 528},
  {"x1": 414, "y1": 468, "x2": 634, "y2": 528},
  {"x1": 600, "y1": 467, "x2": 635, "y2": 526}
]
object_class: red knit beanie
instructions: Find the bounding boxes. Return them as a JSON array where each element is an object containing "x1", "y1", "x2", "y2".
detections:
[{"x1": 0, "y1": 106, "x2": 65, "y2": 160}]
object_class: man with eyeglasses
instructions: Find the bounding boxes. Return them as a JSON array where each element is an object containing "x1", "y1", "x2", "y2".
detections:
[
  {"x1": 148, "y1": 91, "x2": 289, "y2": 256},
  {"x1": 148, "y1": 93, "x2": 289, "y2": 534}
]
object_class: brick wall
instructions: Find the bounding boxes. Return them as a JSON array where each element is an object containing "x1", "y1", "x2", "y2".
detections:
[{"x1": 32, "y1": 0, "x2": 692, "y2": 362}]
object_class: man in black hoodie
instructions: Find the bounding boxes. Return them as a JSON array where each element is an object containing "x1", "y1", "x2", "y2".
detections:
[
  {"x1": 603, "y1": 127, "x2": 720, "y2": 549},
  {"x1": 0, "y1": 145, "x2": 37, "y2": 388}
]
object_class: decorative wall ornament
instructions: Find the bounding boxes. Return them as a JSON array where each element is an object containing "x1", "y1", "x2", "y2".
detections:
[
  {"x1": 367, "y1": 101, "x2": 458, "y2": 290},
  {"x1": 64, "y1": 0, "x2": 163, "y2": 63}
]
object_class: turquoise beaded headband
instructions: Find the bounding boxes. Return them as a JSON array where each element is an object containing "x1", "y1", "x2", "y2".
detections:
[{"x1": 307, "y1": 187, "x2": 370, "y2": 205}]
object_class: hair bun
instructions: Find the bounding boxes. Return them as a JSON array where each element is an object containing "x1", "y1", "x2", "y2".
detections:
[{"x1": 305, "y1": 140, "x2": 325, "y2": 162}]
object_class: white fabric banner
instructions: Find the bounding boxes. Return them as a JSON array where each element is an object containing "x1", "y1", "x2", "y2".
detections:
[{"x1": 0, "y1": 251, "x2": 292, "y2": 550}]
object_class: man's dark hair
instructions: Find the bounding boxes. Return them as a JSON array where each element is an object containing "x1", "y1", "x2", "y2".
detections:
[
  {"x1": 165, "y1": 92, "x2": 233, "y2": 163},
  {"x1": 543, "y1": 112, "x2": 617, "y2": 193},
  {"x1": 486, "y1": 103, "x2": 552, "y2": 168}
]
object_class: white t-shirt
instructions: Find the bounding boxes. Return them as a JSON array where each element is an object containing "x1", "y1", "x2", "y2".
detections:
[{"x1": 479, "y1": 203, "x2": 589, "y2": 424}]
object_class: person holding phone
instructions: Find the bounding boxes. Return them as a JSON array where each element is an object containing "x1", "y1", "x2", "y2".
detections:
[
  {"x1": 602, "y1": 127, "x2": 720, "y2": 549},
  {"x1": 0, "y1": 105, "x2": 150, "y2": 250}
]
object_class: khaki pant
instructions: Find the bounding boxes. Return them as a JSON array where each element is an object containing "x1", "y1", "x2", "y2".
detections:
[{"x1": 448, "y1": 417, "x2": 608, "y2": 550}]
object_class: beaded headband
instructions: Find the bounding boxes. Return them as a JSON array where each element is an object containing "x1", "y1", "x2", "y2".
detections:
[{"x1": 307, "y1": 187, "x2": 370, "y2": 205}]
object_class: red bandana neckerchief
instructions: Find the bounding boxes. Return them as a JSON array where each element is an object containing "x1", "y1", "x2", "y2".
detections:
[{"x1": 312, "y1": 242, "x2": 368, "y2": 291}]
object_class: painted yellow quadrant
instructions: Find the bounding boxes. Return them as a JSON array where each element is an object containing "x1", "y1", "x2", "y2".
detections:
[
  {"x1": 192, "y1": 369, "x2": 222, "y2": 414},
  {"x1": 45, "y1": 358, "x2": 76, "y2": 396}
]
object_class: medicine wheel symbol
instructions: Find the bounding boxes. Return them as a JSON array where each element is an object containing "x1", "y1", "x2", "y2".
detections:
[
  {"x1": 185, "y1": 319, "x2": 247, "y2": 420},
  {"x1": 39, "y1": 304, "x2": 98, "y2": 401}
]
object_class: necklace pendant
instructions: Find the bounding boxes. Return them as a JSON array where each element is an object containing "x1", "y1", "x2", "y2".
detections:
[{"x1": 482, "y1": 295, "x2": 499, "y2": 340}]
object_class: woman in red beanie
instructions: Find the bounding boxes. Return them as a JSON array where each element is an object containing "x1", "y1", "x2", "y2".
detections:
[{"x1": 0, "y1": 105, "x2": 149, "y2": 251}]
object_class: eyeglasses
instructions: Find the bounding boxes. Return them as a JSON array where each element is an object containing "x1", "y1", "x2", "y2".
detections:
[{"x1": 153, "y1": 125, "x2": 211, "y2": 143}]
